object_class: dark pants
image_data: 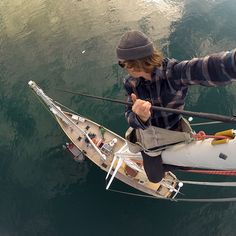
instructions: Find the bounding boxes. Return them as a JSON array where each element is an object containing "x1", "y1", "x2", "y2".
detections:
[{"x1": 141, "y1": 151, "x2": 177, "y2": 183}]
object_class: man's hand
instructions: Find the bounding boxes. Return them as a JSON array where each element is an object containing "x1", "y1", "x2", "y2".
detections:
[{"x1": 131, "y1": 93, "x2": 151, "y2": 122}]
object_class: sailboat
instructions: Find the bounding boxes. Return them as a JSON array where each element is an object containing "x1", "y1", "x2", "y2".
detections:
[{"x1": 28, "y1": 81, "x2": 236, "y2": 202}]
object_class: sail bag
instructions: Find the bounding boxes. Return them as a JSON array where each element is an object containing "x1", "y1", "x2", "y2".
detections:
[{"x1": 125, "y1": 118, "x2": 193, "y2": 156}]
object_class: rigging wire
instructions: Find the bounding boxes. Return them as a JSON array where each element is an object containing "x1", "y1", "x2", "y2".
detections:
[
  {"x1": 108, "y1": 188, "x2": 236, "y2": 203},
  {"x1": 56, "y1": 88, "x2": 236, "y2": 124},
  {"x1": 31, "y1": 90, "x2": 81, "y2": 121},
  {"x1": 54, "y1": 100, "x2": 81, "y2": 116},
  {"x1": 181, "y1": 180, "x2": 236, "y2": 187},
  {"x1": 31, "y1": 91, "x2": 57, "y2": 121},
  {"x1": 190, "y1": 121, "x2": 223, "y2": 126}
]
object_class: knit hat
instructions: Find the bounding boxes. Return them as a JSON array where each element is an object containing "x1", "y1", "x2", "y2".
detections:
[{"x1": 116, "y1": 30, "x2": 154, "y2": 60}]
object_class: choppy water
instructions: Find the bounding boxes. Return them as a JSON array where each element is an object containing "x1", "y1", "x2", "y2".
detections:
[{"x1": 1, "y1": 0, "x2": 236, "y2": 235}]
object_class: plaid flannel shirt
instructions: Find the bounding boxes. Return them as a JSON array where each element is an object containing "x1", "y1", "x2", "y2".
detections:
[{"x1": 124, "y1": 49, "x2": 236, "y2": 130}]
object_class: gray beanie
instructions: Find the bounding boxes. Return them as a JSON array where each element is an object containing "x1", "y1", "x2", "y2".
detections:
[{"x1": 116, "y1": 30, "x2": 154, "y2": 60}]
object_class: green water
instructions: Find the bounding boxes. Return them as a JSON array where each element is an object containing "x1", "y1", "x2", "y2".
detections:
[{"x1": 1, "y1": 0, "x2": 236, "y2": 235}]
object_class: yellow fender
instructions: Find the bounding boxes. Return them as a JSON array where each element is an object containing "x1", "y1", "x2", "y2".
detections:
[
  {"x1": 211, "y1": 138, "x2": 229, "y2": 145},
  {"x1": 214, "y1": 129, "x2": 235, "y2": 138},
  {"x1": 212, "y1": 129, "x2": 235, "y2": 145}
]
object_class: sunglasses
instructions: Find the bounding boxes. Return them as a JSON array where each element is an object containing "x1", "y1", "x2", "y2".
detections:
[{"x1": 118, "y1": 61, "x2": 126, "y2": 68}]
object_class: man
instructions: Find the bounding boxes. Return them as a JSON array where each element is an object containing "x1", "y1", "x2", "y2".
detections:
[{"x1": 116, "y1": 30, "x2": 236, "y2": 183}]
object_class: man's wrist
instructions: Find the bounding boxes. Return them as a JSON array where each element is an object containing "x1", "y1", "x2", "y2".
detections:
[
  {"x1": 136, "y1": 115, "x2": 150, "y2": 127},
  {"x1": 139, "y1": 116, "x2": 149, "y2": 122}
]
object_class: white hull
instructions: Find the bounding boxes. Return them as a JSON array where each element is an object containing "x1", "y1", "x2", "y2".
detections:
[{"x1": 162, "y1": 135, "x2": 236, "y2": 170}]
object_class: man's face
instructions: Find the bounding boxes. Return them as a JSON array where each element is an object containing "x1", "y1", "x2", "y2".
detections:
[
  {"x1": 118, "y1": 60, "x2": 143, "y2": 78},
  {"x1": 126, "y1": 67, "x2": 143, "y2": 78}
]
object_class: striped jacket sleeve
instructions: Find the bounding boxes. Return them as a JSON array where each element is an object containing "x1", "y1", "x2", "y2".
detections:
[
  {"x1": 167, "y1": 49, "x2": 236, "y2": 86},
  {"x1": 123, "y1": 78, "x2": 150, "y2": 129}
]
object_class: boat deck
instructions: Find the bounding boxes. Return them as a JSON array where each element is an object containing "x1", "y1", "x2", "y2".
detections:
[{"x1": 56, "y1": 111, "x2": 179, "y2": 199}]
